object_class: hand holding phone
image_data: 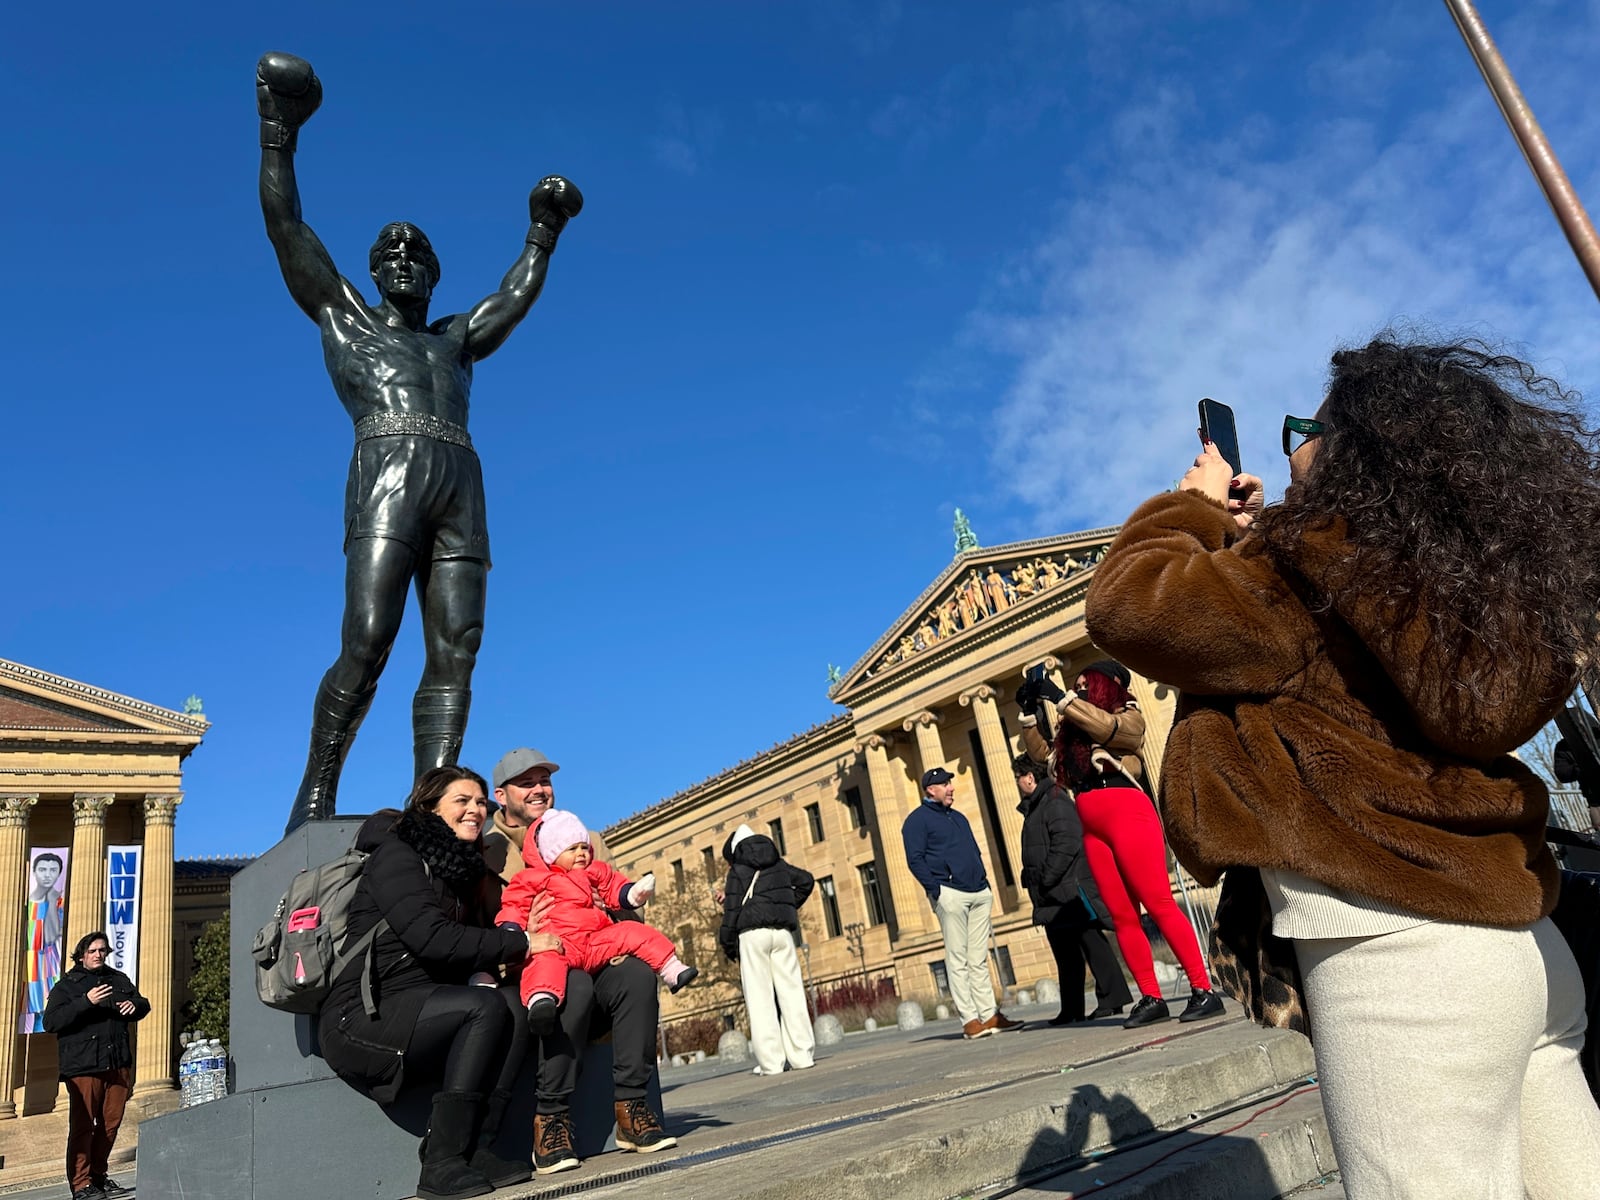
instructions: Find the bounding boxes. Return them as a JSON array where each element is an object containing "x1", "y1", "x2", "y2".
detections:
[{"x1": 1198, "y1": 398, "x2": 1243, "y2": 477}]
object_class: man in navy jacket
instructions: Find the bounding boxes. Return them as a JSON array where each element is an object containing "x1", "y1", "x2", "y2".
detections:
[{"x1": 902, "y1": 768, "x2": 1023, "y2": 1039}]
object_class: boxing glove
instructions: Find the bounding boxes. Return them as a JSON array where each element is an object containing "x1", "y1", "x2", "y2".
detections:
[
  {"x1": 526, "y1": 176, "x2": 584, "y2": 250},
  {"x1": 256, "y1": 52, "x2": 322, "y2": 151}
]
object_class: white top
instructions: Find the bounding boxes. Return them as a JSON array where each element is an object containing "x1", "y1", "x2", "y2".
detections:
[{"x1": 1260, "y1": 868, "x2": 1430, "y2": 940}]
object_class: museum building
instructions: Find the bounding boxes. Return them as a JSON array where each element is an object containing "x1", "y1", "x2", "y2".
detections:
[
  {"x1": 604, "y1": 527, "x2": 1185, "y2": 1026},
  {"x1": 0, "y1": 657, "x2": 207, "y2": 1121}
]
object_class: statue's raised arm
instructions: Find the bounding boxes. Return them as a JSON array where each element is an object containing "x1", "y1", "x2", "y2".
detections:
[
  {"x1": 462, "y1": 176, "x2": 584, "y2": 361},
  {"x1": 257, "y1": 52, "x2": 346, "y2": 321}
]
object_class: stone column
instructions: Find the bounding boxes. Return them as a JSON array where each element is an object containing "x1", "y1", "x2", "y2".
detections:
[
  {"x1": 0, "y1": 794, "x2": 39, "y2": 1119},
  {"x1": 1126, "y1": 672, "x2": 1168, "y2": 793},
  {"x1": 66, "y1": 794, "x2": 115, "y2": 952},
  {"x1": 903, "y1": 710, "x2": 947, "y2": 782},
  {"x1": 858, "y1": 736, "x2": 934, "y2": 939},
  {"x1": 135, "y1": 794, "x2": 181, "y2": 1095},
  {"x1": 959, "y1": 685, "x2": 1027, "y2": 889}
]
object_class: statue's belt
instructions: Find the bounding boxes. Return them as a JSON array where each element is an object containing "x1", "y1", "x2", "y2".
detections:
[{"x1": 354, "y1": 412, "x2": 475, "y2": 451}]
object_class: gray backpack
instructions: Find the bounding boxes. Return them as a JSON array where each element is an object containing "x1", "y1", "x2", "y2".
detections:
[{"x1": 251, "y1": 846, "x2": 388, "y2": 1016}]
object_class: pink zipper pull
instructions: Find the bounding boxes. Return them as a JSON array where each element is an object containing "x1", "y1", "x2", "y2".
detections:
[{"x1": 294, "y1": 951, "x2": 306, "y2": 985}]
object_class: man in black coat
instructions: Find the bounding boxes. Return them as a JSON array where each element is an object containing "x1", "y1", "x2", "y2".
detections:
[
  {"x1": 1014, "y1": 756, "x2": 1132, "y2": 1024},
  {"x1": 44, "y1": 930, "x2": 150, "y2": 1200}
]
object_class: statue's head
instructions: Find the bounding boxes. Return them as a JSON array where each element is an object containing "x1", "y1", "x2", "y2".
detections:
[{"x1": 369, "y1": 222, "x2": 440, "y2": 301}]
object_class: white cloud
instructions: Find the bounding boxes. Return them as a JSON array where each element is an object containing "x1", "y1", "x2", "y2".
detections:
[{"x1": 976, "y1": 8, "x2": 1600, "y2": 533}]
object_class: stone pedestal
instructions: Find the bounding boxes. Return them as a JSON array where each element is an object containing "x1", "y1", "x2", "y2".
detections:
[{"x1": 138, "y1": 818, "x2": 654, "y2": 1200}]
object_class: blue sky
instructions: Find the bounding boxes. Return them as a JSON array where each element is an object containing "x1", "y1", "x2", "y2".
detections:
[{"x1": 6, "y1": 1, "x2": 1598, "y2": 857}]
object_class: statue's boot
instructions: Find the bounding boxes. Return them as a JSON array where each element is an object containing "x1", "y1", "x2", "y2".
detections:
[
  {"x1": 285, "y1": 679, "x2": 378, "y2": 833},
  {"x1": 414, "y1": 687, "x2": 472, "y2": 779}
]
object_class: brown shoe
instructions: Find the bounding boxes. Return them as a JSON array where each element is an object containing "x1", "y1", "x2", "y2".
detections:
[
  {"x1": 613, "y1": 1099, "x2": 678, "y2": 1153},
  {"x1": 532, "y1": 1112, "x2": 580, "y2": 1175},
  {"x1": 962, "y1": 1018, "x2": 995, "y2": 1039},
  {"x1": 984, "y1": 1011, "x2": 1025, "y2": 1033}
]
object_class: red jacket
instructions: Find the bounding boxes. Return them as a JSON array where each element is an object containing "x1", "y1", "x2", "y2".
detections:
[{"x1": 494, "y1": 827, "x2": 633, "y2": 939}]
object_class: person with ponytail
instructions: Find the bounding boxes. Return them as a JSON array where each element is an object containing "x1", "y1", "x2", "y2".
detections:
[{"x1": 1019, "y1": 659, "x2": 1223, "y2": 1028}]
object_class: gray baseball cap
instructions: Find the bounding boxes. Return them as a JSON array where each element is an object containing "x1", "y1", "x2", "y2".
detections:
[{"x1": 492, "y1": 748, "x2": 561, "y2": 789}]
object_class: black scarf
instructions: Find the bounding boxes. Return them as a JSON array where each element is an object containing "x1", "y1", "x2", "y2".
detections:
[{"x1": 394, "y1": 806, "x2": 489, "y2": 891}]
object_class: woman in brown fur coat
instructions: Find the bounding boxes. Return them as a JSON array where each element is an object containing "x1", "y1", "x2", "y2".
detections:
[{"x1": 1085, "y1": 337, "x2": 1600, "y2": 1200}]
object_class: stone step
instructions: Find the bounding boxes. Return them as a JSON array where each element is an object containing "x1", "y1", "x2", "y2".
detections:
[
  {"x1": 567, "y1": 1018, "x2": 1323, "y2": 1200},
  {"x1": 1001, "y1": 1085, "x2": 1334, "y2": 1199}
]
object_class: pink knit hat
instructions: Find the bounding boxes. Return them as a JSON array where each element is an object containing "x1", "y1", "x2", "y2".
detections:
[{"x1": 535, "y1": 810, "x2": 590, "y2": 865}]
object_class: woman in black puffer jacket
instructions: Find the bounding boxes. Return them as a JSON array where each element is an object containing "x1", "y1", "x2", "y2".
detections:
[
  {"x1": 1014, "y1": 756, "x2": 1132, "y2": 1025},
  {"x1": 718, "y1": 825, "x2": 815, "y2": 1075},
  {"x1": 44, "y1": 930, "x2": 149, "y2": 1200},
  {"x1": 318, "y1": 766, "x2": 546, "y2": 1200}
]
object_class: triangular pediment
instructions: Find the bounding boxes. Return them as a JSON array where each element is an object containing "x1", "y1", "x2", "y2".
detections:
[
  {"x1": 829, "y1": 526, "x2": 1121, "y2": 703},
  {"x1": 0, "y1": 658, "x2": 209, "y2": 741}
]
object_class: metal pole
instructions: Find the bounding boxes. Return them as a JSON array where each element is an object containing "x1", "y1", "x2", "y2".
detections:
[{"x1": 1442, "y1": 0, "x2": 1600, "y2": 301}]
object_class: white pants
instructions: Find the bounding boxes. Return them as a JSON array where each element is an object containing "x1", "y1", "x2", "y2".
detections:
[
  {"x1": 1297, "y1": 916, "x2": 1600, "y2": 1200},
  {"x1": 934, "y1": 886, "x2": 997, "y2": 1023},
  {"x1": 738, "y1": 927, "x2": 815, "y2": 1074}
]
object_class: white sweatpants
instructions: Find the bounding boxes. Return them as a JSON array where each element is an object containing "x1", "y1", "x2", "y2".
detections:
[
  {"x1": 1297, "y1": 915, "x2": 1600, "y2": 1199},
  {"x1": 738, "y1": 926, "x2": 815, "y2": 1074},
  {"x1": 934, "y1": 885, "x2": 997, "y2": 1023}
]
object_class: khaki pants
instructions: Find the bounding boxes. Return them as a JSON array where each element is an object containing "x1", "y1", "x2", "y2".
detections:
[
  {"x1": 65, "y1": 1067, "x2": 130, "y2": 1192},
  {"x1": 934, "y1": 886, "x2": 997, "y2": 1023},
  {"x1": 738, "y1": 927, "x2": 815, "y2": 1074},
  {"x1": 1298, "y1": 916, "x2": 1600, "y2": 1199}
]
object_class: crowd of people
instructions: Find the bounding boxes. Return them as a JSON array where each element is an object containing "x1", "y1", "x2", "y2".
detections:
[{"x1": 112, "y1": 334, "x2": 1584, "y2": 1200}]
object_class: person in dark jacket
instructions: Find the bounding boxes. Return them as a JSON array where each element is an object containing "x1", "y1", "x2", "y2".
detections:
[
  {"x1": 1552, "y1": 706, "x2": 1600, "y2": 829},
  {"x1": 902, "y1": 767, "x2": 1023, "y2": 1039},
  {"x1": 42, "y1": 930, "x2": 149, "y2": 1200},
  {"x1": 1014, "y1": 756, "x2": 1132, "y2": 1024},
  {"x1": 317, "y1": 766, "x2": 538, "y2": 1200},
  {"x1": 718, "y1": 825, "x2": 816, "y2": 1075}
]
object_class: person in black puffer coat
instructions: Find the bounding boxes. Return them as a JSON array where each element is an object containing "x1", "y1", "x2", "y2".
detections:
[
  {"x1": 317, "y1": 766, "x2": 541, "y2": 1200},
  {"x1": 718, "y1": 825, "x2": 816, "y2": 1075},
  {"x1": 44, "y1": 930, "x2": 149, "y2": 1200},
  {"x1": 1014, "y1": 756, "x2": 1133, "y2": 1025}
]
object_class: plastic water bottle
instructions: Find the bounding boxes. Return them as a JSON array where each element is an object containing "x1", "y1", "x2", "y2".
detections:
[
  {"x1": 201, "y1": 1039, "x2": 227, "y2": 1103},
  {"x1": 177, "y1": 1038, "x2": 201, "y2": 1108}
]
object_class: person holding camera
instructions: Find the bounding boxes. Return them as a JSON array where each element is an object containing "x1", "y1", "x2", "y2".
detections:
[
  {"x1": 43, "y1": 931, "x2": 149, "y2": 1200},
  {"x1": 1013, "y1": 756, "x2": 1133, "y2": 1023},
  {"x1": 1084, "y1": 337, "x2": 1600, "y2": 1197},
  {"x1": 1016, "y1": 662, "x2": 1222, "y2": 1028}
]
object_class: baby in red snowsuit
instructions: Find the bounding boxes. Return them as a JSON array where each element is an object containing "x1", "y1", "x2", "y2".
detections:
[{"x1": 496, "y1": 809, "x2": 696, "y2": 1034}]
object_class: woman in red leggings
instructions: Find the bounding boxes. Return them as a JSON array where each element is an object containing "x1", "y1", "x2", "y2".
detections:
[{"x1": 1053, "y1": 661, "x2": 1224, "y2": 1028}]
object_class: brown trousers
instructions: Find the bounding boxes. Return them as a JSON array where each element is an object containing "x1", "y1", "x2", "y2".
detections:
[{"x1": 64, "y1": 1068, "x2": 130, "y2": 1191}]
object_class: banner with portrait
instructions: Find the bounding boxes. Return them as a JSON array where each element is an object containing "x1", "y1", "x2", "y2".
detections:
[
  {"x1": 21, "y1": 846, "x2": 69, "y2": 1034},
  {"x1": 105, "y1": 845, "x2": 142, "y2": 984}
]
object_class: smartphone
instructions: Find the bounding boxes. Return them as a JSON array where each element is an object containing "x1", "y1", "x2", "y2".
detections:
[
  {"x1": 1198, "y1": 398, "x2": 1243, "y2": 478},
  {"x1": 1025, "y1": 663, "x2": 1048, "y2": 685}
]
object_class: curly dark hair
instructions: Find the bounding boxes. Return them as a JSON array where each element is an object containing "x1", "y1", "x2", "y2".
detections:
[{"x1": 1255, "y1": 335, "x2": 1600, "y2": 698}]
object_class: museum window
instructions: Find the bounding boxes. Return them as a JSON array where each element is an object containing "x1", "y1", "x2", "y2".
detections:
[
  {"x1": 841, "y1": 786, "x2": 865, "y2": 830},
  {"x1": 930, "y1": 960, "x2": 950, "y2": 996},
  {"x1": 678, "y1": 924, "x2": 697, "y2": 968},
  {"x1": 857, "y1": 862, "x2": 887, "y2": 927},
  {"x1": 767, "y1": 818, "x2": 786, "y2": 856},
  {"x1": 806, "y1": 802, "x2": 825, "y2": 843},
  {"x1": 989, "y1": 945, "x2": 1016, "y2": 988},
  {"x1": 702, "y1": 845, "x2": 717, "y2": 882},
  {"x1": 818, "y1": 875, "x2": 842, "y2": 937},
  {"x1": 672, "y1": 859, "x2": 685, "y2": 890}
]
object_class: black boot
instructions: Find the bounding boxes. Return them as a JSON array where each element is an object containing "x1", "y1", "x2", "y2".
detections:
[
  {"x1": 413, "y1": 687, "x2": 471, "y2": 778},
  {"x1": 467, "y1": 1087, "x2": 532, "y2": 1188},
  {"x1": 417, "y1": 1091, "x2": 493, "y2": 1200},
  {"x1": 285, "y1": 678, "x2": 376, "y2": 833}
]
